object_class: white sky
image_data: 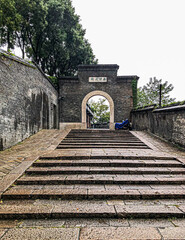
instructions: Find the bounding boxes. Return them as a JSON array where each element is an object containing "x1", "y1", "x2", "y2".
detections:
[
  {"x1": 72, "y1": 0, "x2": 185, "y2": 101},
  {"x1": 88, "y1": 95, "x2": 109, "y2": 106}
]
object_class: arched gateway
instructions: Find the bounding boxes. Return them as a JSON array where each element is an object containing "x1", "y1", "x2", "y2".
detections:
[
  {"x1": 59, "y1": 64, "x2": 139, "y2": 130},
  {"x1": 82, "y1": 90, "x2": 114, "y2": 130}
]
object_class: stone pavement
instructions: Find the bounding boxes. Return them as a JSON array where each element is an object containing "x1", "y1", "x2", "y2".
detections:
[
  {"x1": 0, "y1": 129, "x2": 69, "y2": 180},
  {"x1": 0, "y1": 129, "x2": 185, "y2": 239}
]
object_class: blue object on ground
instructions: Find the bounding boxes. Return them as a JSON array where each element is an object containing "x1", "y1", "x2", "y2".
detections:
[{"x1": 115, "y1": 119, "x2": 129, "y2": 129}]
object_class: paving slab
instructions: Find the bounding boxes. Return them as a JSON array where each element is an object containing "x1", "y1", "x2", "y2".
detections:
[
  {"x1": 3, "y1": 188, "x2": 88, "y2": 200},
  {"x1": 115, "y1": 205, "x2": 183, "y2": 218},
  {"x1": 129, "y1": 218, "x2": 174, "y2": 227},
  {"x1": 178, "y1": 205, "x2": 185, "y2": 213},
  {"x1": 0, "y1": 229, "x2": 7, "y2": 238},
  {"x1": 0, "y1": 204, "x2": 53, "y2": 219},
  {"x1": 108, "y1": 218, "x2": 130, "y2": 227},
  {"x1": 171, "y1": 218, "x2": 185, "y2": 227},
  {"x1": 124, "y1": 199, "x2": 162, "y2": 205},
  {"x1": 79, "y1": 227, "x2": 161, "y2": 240},
  {"x1": 19, "y1": 219, "x2": 65, "y2": 228},
  {"x1": 155, "y1": 199, "x2": 185, "y2": 205},
  {"x1": 51, "y1": 200, "x2": 116, "y2": 218},
  {"x1": 0, "y1": 130, "x2": 69, "y2": 176},
  {"x1": 1, "y1": 228, "x2": 79, "y2": 240},
  {"x1": 0, "y1": 220, "x2": 19, "y2": 228},
  {"x1": 88, "y1": 189, "x2": 141, "y2": 200},
  {"x1": 159, "y1": 227, "x2": 185, "y2": 240},
  {"x1": 107, "y1": 200, "x2": 125, "y2": 205},
  {"x1": 0, "y1": 130, "x2": 69, "y2": 197},
  {"x1": 64, "y1": 218, "x2": 110, "y2": 227}
]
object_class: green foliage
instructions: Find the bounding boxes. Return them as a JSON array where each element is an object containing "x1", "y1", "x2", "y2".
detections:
[
  {"x1": 89, "y1": 98, "x2": 110, "y2": 124},
  {"x1": 0, "y1": 0, "x2": 97, "y2": 77},
  {"x1": 48, "y1": 76, "x2": 58, "y2": 88},
  {"x1": 137, "y1": 77, "x2": 176, "y2": 107},
  {"x1": 0, "y1": 0, "x2": 22, "y2": 50},
  {"x1": 161, "y1": 100, "x2": 185, "y2": 108}
]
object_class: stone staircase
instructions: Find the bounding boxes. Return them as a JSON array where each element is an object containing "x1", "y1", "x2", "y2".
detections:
[
  {"x1": 1, "y1": 129, "x2": 185, "y2": 220},
  {"x1": 57, "y1": 129, "x2": 150, "y2": 149}
]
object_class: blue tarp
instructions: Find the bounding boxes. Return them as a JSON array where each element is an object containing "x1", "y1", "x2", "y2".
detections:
[{"x1": 115, "y1": 119, "x2": 129, "y2": 129}]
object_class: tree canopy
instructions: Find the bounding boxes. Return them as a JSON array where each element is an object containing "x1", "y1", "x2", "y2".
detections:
[
  {"x1": 0, "y1": 0, "x2": 97, "y2": 77},
  {"x1": 88, "y1": 98, "x2": 110, "y2": 124},
  {"x1": 137, "y1": 77, "x2": 176, "y2": 107}
]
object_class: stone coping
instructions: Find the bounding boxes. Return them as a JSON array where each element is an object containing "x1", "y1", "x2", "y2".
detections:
[
  {"x1": 132, "y1": 104, "x2": 185, "y2": 113},
  {"x1": 153, "y1": 104, "x2": 185, "y2": 112},
  {"x1": 0, "y1": 48, "x2": 58, "y2": 91},
  {"x1": 0, "y1": 49, "x2": 35, "y2": 68},
  {"x1": 117, "y1": 76, "x2": 139, "y2": 80}
]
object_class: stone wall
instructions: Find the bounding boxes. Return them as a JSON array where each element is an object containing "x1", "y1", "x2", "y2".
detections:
[
  {"x1": 131, "y1": 105, "x2": 185, "y2": 148},
  {"x1": 0, "y1": 50, "x2": 58, "y2": 150},
  {"x1": 59, "y1": 64, "x2": 139, "y2": 130}
]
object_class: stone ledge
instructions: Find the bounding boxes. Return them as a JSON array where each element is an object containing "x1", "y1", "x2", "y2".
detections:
[
  {"x1": 153, "y1": 104, "x2": 185, "y2": 112},
  {"x1": 0, "y1": 49, "x2": 35, "y2": 68}
]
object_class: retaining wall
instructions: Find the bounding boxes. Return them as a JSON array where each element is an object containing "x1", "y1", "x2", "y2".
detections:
[
  {"x1": 0, "y1": 50, "x2": 58, "y2": 150},
  {"x1": 131, "y1": 105, "x2": 185, "y2": 148}
]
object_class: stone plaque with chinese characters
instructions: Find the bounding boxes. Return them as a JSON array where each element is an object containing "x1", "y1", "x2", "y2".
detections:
[{"x1": 89, "y1": 77, "x2": 107, "y2": 82}]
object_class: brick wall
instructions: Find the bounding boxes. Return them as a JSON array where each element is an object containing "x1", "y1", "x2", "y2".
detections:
[
  {"x1": 131, "y1": 105, "x2": 185, "y2": 148},
  {"x1": 59, "y1": 64, "x2": 139, "y2": 128},
  {"x1": 0, "y1": 50, "x2": 58, "y2": 150}
]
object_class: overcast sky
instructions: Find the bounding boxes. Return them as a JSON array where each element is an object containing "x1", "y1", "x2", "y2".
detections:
[{"x1": 72, "y1": 0, "x2": 185, "y2": 101}]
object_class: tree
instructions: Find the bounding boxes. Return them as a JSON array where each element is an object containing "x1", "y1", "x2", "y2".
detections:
[
  {"x1": 37, "y1": 0, "x2": 97, "y2": 77},
  {"x1": 0, "y1": 0, "x2": 22, "y2": 51},
  {"x1": 89, "y1": 98, "x2": 110, "y2": 124},
  {"x1": 0, "y1": 0, "x2": 97, "y2": 77},
  {"x1": 137, "y1": 77, "x2": 176, "y2": 107}
]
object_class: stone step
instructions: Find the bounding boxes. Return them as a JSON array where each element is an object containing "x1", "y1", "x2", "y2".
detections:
[
  {"x1": 0, "y1": 200, "x2": 184, "y2": 219},
  {"x1": 66, "y1": 133, "x2": 134, "y2": 136},
  {"x1": 68, "y1": 129, "x2": 130, "y2": 133},
  {"x1": 66, "y1": 132, "x2": 133, "y2": 135},
  {"x1": 62, "y1": 139, "x2": 143, "y2": 143},
  {"x1": 2, "y1": 188, "x2": 185, "y2": 200},
  {"x1": 39, "y1": 156, "x2": 177, "y2": 160},
  {"x1": 25, "y1": 167, "x2": 185, "y2": 175},
  {"x1": 9, "y1": 184, "x2": 185, "y2": 191},
  {"x1": 64, "y1": 138, "x2": 141, "y2": 141},
  {"x1": 62, "y1": 142, "x2": 146, "y2": 146},
  {"x1": 16, "y1": 175, "x2": 185, "y2": 185},
  {"x1": 58, "y1": 142, "x2": 148, "y2": 146},
  {"x1": 63, "y1": 131, "x2": 143, "y2": 139},
  {"x1": 32, "y1": 159, "x2": 183, "y2": 168},
  {"x1": 65, "y1": 134, "x2": 136, "y2": 137},
  {"x1": 56, "y1": 145, "x2": 150, "y2": 149}
]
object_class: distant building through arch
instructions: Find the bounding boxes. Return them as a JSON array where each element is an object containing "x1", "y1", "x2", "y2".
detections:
[{"x1": 59, "y1": 64, "x2": 139, "y2": 130}]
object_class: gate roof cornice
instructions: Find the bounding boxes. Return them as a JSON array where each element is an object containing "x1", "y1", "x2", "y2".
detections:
[{"x1": 117, "y1": 76, "x2": 139, "y2": 80}]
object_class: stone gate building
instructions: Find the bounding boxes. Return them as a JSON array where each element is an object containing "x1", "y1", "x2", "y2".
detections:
[{"x1": 59, "y1": 64, "x2": 139, "y2": 130}]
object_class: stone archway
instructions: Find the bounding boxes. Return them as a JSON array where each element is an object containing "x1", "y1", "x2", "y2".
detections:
[
  {"x1": 82, "y1": 90, "x2": 114, "y2": 130},
  {"x1": 59, "y1": 64, "x2": 139, "y2": 130}
]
